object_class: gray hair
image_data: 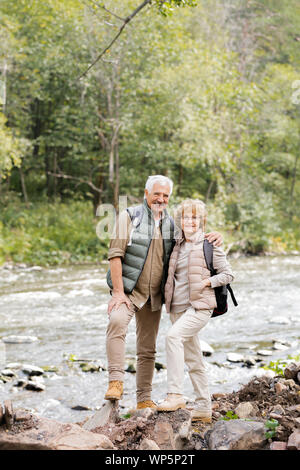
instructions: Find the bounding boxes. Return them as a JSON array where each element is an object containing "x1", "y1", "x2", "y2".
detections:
[{"x1": 144, "y1": 175, "x2": 173, "y2": 197}]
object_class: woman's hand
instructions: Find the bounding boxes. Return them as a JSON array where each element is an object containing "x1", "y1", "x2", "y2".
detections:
[
  {"x1": 205, "y1": 231, "x2": 223, "y2": 247},
  {"x1": 199, "y1": 278, "x2": 211, "y2": 292}
]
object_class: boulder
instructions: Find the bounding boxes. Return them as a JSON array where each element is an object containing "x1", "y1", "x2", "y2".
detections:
[
  {"x1": 287, "y1": 430, "x2": 300, "y2": 451},
  {"x1": 83, "y1": 401, "x2": 119, "y2": 431},
  {"x1": 4, "y1": 400, "x2": 14, "y2": 430},
  {"x1": 284, "y1": 362, "x2": 300, "y2": 381},
  {"x1": 208, "y1": 419, "x2": 267, "y2": 450},
  {"x1": 139, "y1": 438, "x2": 160, "y2": 450},
  {"x1": 173, "y1": 417, "x2": 193, "y2": 450},
  {"x1": 0, "y1": 413, "x2": 115, "y2": 450},
  {"x1": 153, "y1": 420, "x2": 176, "y2": 450}
]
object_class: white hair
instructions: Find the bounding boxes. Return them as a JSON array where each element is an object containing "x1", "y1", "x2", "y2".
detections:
[{"x1": 144, "y1": 175, "x2": 173, "y2": 198}]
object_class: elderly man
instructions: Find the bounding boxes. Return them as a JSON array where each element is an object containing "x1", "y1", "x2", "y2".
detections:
[{"x1": 105, "y1": 175, "x2": 222, "y2": 409}]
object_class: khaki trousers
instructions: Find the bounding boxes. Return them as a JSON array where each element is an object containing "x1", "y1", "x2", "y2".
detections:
[
  {"x1": 167, "y1": 307, "x2": 212, "y2": 411},
  {"x1": 106, "y1": 298, "x2": 161, "y2": 403}
]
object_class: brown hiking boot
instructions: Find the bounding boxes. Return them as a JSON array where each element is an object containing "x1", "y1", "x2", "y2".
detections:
[
  {"x1": 104, "y1": 381, "x2": 123, "y2": 400},
  {"x1": 136, "y1": 400, "x2": 157, "y2": 410}
]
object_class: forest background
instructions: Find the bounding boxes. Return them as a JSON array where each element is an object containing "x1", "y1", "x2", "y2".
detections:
[{"x1": 0, "y1": 0, "x2": 300, "y2": 266}]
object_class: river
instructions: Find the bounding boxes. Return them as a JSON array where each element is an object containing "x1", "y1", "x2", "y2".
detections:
[{"x1": 0, "y1": 255, "x2": 299, "y2": 423}]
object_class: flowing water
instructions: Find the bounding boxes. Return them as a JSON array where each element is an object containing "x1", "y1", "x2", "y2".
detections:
[{"x1": 0, "y1": 255, "x2": 299, "y2": 423}]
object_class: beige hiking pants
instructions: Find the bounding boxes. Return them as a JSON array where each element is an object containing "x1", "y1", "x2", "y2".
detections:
[
  {"x1": 167, "y1": 307, "x2": 213, "y2": 411},
  {"x1": 106, "y1": 298, "x2": 161, "y2": 403}
]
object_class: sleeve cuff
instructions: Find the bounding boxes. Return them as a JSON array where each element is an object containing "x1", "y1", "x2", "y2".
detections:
[{"x1": 108, "y1": 248, "x2": 125, "y2": 260}]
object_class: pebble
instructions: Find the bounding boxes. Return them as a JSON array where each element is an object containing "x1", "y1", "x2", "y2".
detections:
[
  {"x1": 272, "y1": 342, "x2": 289, "y2": 351},
  {"x1": 227, "y1": 353, "x2": 244, "y2": 363},
  {"x1": 125, "y1": 363, "x2": 136, "y2": 373},
  {"x1": 234, "y1": 402, "x2": 255, "y2": 419},
  {"x1": 155, "y1": 362, "x2": 166, "y2": 371},
  {"x1": 6, "y1": 363, "x2": 22, "y2": 369},
  {"x1": 22, "y1": 364, "x2": 45, "y2": 376},
  {"x1": 71, "y1": 405, "x2": 91, "y2": 411},
  {"x1": 270, "y1": 404, "x2": 285, "y2": 415},
  {"x1": 200, "y1": 340, "x2": 214, "y2": 356},
  {"x1": 0, "y1": 369, "x2": 17, "y2": 378},
  {"x1": 257, "y1": 349, "x2": 273, "y2": 356},
  {"x1": 2, "y1": 335, "x2": 39, "y2": 344},
  {"x1": 79, "y1": 363, "x2": 100, "y2": 373},
  {"x1": 275, "y1": 382, "x2": 287, "y2": 394},
  {"x1": 283, "y1": 379, "x2": 296, "y2": 389},
  {"x1": 25, "y1": 380, "x2": 46, "y2": 392}
]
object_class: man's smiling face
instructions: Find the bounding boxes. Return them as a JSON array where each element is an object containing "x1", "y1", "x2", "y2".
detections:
[{"x1": 144, "y1": 182, "x2": 171, "y2": 216}]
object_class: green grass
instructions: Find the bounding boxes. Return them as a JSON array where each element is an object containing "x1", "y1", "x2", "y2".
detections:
[{"x1": 0, "y1": 199, "x2": 108, "y2": 266}]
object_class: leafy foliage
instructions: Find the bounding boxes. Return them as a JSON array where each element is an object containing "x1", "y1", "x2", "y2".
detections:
[
  {"x1": 0, "y1": 0, "x2": 300, "y2": 265},
  {"x1": 265, "y1": 419, "x2": 279, "y2": 440}
]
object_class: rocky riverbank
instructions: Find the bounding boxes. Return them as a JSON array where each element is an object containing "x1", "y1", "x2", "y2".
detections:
[{"x1": 1, "y1": 362, "x2": 299, "y2": 451}]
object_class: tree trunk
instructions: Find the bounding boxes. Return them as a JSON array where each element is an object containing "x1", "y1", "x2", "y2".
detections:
[
  {"x1": 45, "y1": 149, "x2": 51, "y2": 199},
  {"x1": 19, "y1": 166, "x2": 28, "y2": 204}
]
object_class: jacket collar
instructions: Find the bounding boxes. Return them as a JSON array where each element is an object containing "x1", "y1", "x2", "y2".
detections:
[{"x1": 175, "y1": 230, "x2": 205, "y2": 246}]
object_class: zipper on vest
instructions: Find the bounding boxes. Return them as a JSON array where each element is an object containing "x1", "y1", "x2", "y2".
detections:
[{"x1": 131, "y1": 223, "x2": 154, "y2": 291}]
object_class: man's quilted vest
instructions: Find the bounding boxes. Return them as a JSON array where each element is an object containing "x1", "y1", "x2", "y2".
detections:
[{"x1": 106, "y1": 199, "x2": 174, "y2": 296}]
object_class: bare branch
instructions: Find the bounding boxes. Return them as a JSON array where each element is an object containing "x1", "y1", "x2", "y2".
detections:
[
  {"x1": 47, "y1": 171, "x2": 102, "y2": 193},
  {"x1": 88, "y1": 0, "x2": 126, "y2": 22},
  {"x1": 77, "y1": 0, "x2": 152, "y2": 80}
]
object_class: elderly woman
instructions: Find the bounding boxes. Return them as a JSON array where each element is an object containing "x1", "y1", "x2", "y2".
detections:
[{"x1": 157, "y1": 199, "x2": 234, "y2": 422}]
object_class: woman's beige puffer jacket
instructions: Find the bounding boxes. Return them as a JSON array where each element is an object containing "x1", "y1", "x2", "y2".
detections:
[{"x1": 164, "y1": 232, "x2": 234, "y2": 314}]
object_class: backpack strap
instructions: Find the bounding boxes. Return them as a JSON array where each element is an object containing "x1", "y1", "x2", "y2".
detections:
[
  {"x1": 126, "y1": 204, "x2": 144, "y2": 228},
  {"x1": 227, "y1": 284, "x2": 238, "y2": 306},
  {"x1": 203, "y1": 239, "x2": 215, "y2": 275},
  {"x1": 203, "y1": 239, "x2": 238, "y2": 307}
]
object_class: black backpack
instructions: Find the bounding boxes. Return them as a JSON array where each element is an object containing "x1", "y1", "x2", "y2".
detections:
[{"x1": 203, "y1": 239, "x2": 238, "y2": 318}]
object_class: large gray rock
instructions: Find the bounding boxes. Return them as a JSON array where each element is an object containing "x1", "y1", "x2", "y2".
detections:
[
  {"x1": 139, "y1": 438, "x2": 160, "y2": 450},
  {"x1": 208, "y1": 419, "x2": 267, "y2": 450},
  {"x1": 0, "y1": 413, "x2": 115, "y2": 450},
  {"x1": 4, "y1": 400, "x2": 14, "y2": 430},
  {"x1": 83, "y1": 401, "x2": 119, "y2": 431},
  {"x1": 284, "y1": 362, "x2": 300, "y2": 381},
  {"x1": 287, "y1": 430, "x2": 300, "y2": 450},
  {"x1": 154, "y1": 420, "x2": 176, "y2": 450}
]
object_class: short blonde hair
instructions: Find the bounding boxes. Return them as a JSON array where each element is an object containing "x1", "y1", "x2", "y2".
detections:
[{"x1": 174, "y1": 199, "x2": 207, "y2": 232}]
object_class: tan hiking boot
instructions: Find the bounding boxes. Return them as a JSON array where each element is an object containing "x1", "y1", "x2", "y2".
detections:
[
  {"x1": 191, "y1": 409, "x2": 212, "y2": 423},
  {"x1": 104, "y1": 380, "x2": 123, "y2": 400},
  {"x1": 136, "y1": 400, "x2": 157, "y2": 410},
  {"x1": 157, "y1": 394, "x2": 186, "y2": 412}
]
